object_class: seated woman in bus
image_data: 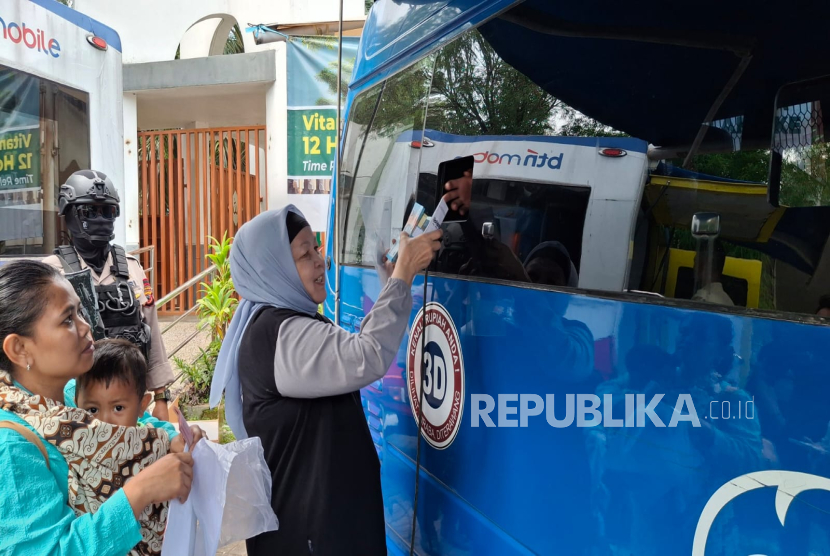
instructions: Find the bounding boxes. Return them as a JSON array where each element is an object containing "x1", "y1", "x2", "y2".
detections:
[
  {"x1": 210, "y1": 205, "x2": 441, "y2": 556},
  {"x1": 0, "y1": 260, "x2": 201, "y2": 556},
  {"x1": 523, "y1": 241, "x2": 579, "y2": 287}
]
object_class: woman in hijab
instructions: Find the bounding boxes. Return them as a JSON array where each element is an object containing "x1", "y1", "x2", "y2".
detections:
[{"x1": 210, "y1": 205, "x2": 442, "y2": 556}]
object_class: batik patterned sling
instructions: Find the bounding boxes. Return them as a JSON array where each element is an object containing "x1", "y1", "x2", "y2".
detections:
[{"x1": 0, "y1": 371, "x2": 169, "y2": 555}]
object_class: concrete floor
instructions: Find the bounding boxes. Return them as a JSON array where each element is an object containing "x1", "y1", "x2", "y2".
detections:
[
  {"x1": 158, "y1": 314, "x2": 212, "y2": 399},
  {"x1": 159, "y1": 315, "x2": 212, "y2": 373}
]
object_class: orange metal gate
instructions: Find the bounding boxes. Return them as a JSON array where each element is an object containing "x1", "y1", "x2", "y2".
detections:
[{"x1": 138, "y1": 127, "x2": 266, "y2": 314}]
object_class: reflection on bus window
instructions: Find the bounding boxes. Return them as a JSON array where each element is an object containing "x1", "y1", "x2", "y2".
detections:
[
  {"x1": 338, "y1": 56, "x2": 435, "y2": 266},
  {"x1": 339, "y1": 24, "x2": 830, "y2": 320},
  {"x1": 426, "y1": 178, "x2": 589, "y2": 286},
  {"x1": 0, "y1": 65, "x2": 90, "y2": 255},
  {"x1": 415, "y1": 29, "x2": 599, "y2": 288}
]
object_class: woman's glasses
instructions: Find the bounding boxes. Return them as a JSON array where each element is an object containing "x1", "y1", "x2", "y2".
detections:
[{"x1": 76, "y1": 204, "x2": 118, "y2": 220}]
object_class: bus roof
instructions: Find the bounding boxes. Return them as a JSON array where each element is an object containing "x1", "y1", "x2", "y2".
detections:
[
  {"x1": 354, "y1": 0, "x2": 828, "y2": 151},
  {"x1": 29, "y1": 0, "x2": 121, "y2": 52}
]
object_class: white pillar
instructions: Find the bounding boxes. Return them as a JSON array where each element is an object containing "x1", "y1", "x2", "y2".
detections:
[
  {"x1": 123, "y1": 93, "x2": 140, "y2": 251},
  {"x1": 266, "y1": 42, "x2": 288, "y2": 214}
]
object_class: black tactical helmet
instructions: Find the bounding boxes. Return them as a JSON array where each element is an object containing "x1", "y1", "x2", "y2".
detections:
[{"x1": 58, "y1": 169, "x2": 120, "y2": 216}]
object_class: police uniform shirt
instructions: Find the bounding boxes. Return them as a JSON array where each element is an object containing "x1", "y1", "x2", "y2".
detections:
[{"x1": 42, "y1": 249, "x2": 174, "y2": 390}]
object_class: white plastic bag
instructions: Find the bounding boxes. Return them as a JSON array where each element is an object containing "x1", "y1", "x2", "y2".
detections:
[{"x1": 161, "y1": 436, "x2": 279, "y2": 556}]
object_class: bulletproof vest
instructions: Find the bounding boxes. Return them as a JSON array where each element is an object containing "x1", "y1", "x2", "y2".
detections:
[{"x1": 54, "y1": 244, "x2": 152, "y2": 361}]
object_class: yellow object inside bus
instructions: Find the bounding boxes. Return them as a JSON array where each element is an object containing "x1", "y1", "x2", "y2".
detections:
[
  {"x1": 646, "y1": 176, "x2": 785, "y2": 244},
  {"x1": 664, "y1": 248, "x2": 762, "y2": 308}
]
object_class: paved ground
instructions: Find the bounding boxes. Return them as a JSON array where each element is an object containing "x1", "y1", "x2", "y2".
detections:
[
  {"x1": 158, "y1": 314, "x2": 212, "y2": 397},
  {"x1": 159, "y1": 315, "x2": 211, "y2": 372}
]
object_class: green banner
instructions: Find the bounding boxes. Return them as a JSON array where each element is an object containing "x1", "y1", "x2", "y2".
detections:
[
  {"x1": 288, "y1": 108, "x2": 338, "y2": 177},
  {"x1": 285, "y1": 36, "x2": 359, "y2": 195},
  {"x1": 0, "y1": 125, "x2": 40, "y2": 190}
]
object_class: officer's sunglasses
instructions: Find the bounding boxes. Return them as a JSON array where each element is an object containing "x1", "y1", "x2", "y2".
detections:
[{"x1": 76, "y1": 204, "x2": 118, "y2": 220}]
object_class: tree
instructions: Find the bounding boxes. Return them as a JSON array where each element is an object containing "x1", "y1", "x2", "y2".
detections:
[
  {"x1": 426, "y1": 31, "x2": 561, "y2": 136},
  {"x1": 223, "y1": 24, "x2": 244, "y2": 55},
  {"x1": 778, "y1": 143, "x2": 830, "y2": 206},
  {"x1": 556, "y1": 105, "x2": 628, "y2": 138}
]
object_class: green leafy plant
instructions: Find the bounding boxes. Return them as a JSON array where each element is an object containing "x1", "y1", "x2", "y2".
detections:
[
  {"x1": 173, "y1": 340, "x2": 221, "y2": 406},
  {"x1": 173, "y1": 232, "x2": 238, "y2": 406},
  {"x1": 198, "y1": 232, "x2": 238, "y2": 341}
]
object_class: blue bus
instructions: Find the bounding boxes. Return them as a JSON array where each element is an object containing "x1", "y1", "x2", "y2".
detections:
[{"x1": 324, "y1": 1, "x2": 830, "y2": 554}]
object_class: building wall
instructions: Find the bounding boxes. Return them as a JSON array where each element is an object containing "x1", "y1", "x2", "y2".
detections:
[
  {"x1": 74, "y1": 0, "x2": 366, "y2": 64},
  {"x1": 74, "y1": 0, "x2": 365, "y2": 244}
]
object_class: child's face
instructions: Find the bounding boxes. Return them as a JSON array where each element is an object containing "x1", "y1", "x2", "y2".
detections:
[{"x1": 77, "y1": 379, "x2": 151, "y2": 427}]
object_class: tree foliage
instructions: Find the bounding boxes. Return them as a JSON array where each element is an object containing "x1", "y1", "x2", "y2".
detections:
[
  {"x1": 426, "y1": 31, "x2": 561, "y2": 136},
  {"x1": 556, "y1": 106, "x2": 628, "y2": 138}
]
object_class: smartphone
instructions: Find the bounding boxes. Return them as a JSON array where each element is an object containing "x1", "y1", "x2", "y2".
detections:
[{"x1": 435, "y1": 155, "x2": 474, "y2": 223}]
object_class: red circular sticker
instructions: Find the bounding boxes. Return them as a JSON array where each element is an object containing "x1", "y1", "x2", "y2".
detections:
[{"x1": 407, "y1": 302, "x2": 464, "y2": 449}]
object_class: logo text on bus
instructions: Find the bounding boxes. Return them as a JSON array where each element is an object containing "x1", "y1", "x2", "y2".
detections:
[
  {"x1": 0, "y1": 16, "x2": 61, "y2": 58},
  {"x1": 473, "y1": 149, "x2": 564, "y2": 170},
  {"x1": 407, "y1": 302, "x2": 465, "y2": 450}
]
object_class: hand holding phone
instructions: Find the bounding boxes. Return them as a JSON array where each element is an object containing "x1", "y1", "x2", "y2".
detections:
[{"x1": 436, "y1": 156, "x2": 474, "y2": 223}]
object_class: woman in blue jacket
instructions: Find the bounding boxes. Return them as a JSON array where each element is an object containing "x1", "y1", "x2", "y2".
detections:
[{"x1": 0, "y1": 260, "x2": 197, "y2": 555}]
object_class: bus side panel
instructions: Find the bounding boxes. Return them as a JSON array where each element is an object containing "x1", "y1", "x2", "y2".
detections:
[{"x1": 342, "y1": 266, "x2": 830, "y2": 555}]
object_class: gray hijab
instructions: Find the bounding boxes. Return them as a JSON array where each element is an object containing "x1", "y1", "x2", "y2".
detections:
[{"x1": 209, "y1": 205, "x2": 317, "y2": 438}]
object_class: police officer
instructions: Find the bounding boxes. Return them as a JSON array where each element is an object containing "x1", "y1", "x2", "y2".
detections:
[{"x1": 42, "y1": 170, "x2": 174, "y2": 420}]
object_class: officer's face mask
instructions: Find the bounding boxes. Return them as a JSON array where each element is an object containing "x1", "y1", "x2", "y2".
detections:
[{"x1": 70, "y1": 204, "x2": 116, "y2": 244}]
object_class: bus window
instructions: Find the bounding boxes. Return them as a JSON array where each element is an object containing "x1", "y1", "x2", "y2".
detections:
[
  {"x1": 0, "y1": 65, "x2": 90, "y2": 255},
  {"x1": 427, "y1": 177, "x2": 589, "y2": 285},
  {"x1": 338, "y1": 56, "x2": 436, "y2": 266},
  {"x1": 337, "y1": 24, "x2": 830, "y2": 322}
]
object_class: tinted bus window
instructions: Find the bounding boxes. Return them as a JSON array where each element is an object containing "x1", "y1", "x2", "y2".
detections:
[
  {"x1": 338, "y1": 56, "x2": 435, "y2": 266},
  {"x1": 339, "y1": 24, "x2": 830, "y2": 322},
  {"x1": 0, "y1": 65, "x2": 90, "y2": 255},
  {"x1": 414, "y1": 29, "x2": 631, "y2": 290}
]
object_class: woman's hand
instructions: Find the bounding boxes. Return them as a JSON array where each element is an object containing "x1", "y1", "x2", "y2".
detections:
[
  {"x1": 391, "y1": 229, "x2": 442, "y2": 285},
  {"x1": 123, "y1": 452, "x2": 194, "y2": 518},
  {"x1": 170, "y1": 425, "x2": 206, "y2": 453}
]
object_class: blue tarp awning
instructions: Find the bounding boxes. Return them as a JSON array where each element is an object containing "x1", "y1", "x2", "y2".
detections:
[{"x1": 479, "y1": 0, "x2": 828, "y2": 149}]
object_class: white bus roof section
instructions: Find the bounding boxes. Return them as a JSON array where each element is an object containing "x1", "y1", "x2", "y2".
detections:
[{"x1": 371, "y1": 131, "x2": 649, "y2": 292}]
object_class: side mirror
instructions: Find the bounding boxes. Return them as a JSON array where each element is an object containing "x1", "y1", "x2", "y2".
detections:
[
  {"x1": 691, "y1": 212, "x2": 721, "y2": 238},
  {"x1": 482, "y1": 221, "x2": 495, "y2": 240},
  {"x1": 767, "y1": 73, "x2": 830, "y2": 207}
]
